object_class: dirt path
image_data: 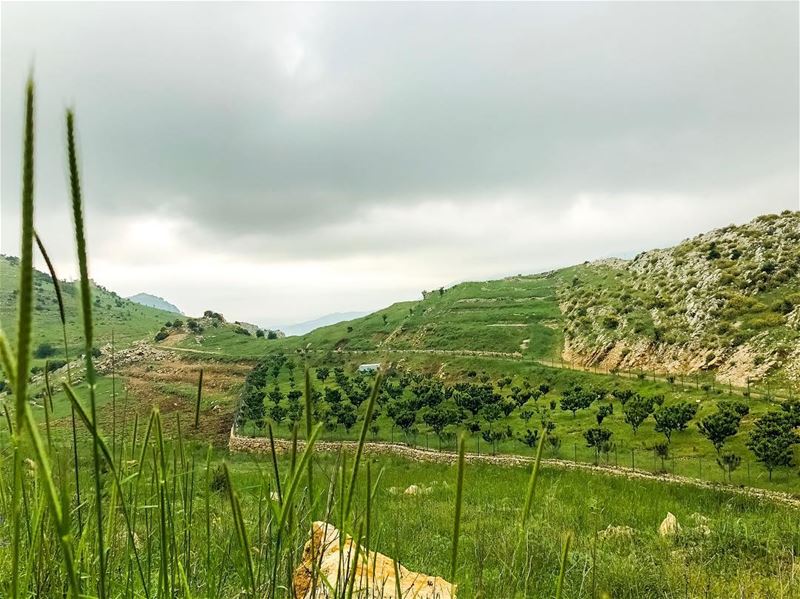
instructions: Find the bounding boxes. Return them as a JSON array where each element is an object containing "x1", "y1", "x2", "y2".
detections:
[
  {"x1": 230, "y1": 433, "x2": 800, "y2": 510},
  {"x1": 316, "y1": 347, "x2": 524, "y2": 360}
]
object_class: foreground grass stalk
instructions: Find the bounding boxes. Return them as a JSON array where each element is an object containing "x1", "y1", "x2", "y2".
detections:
[
  {"x1": 67, "y1": 108, "x2": 107, "y2": 599},
  {"x1": 344, "y1": 371, "x2": 383, "y2": 520},
  {"x1": 111, "y1": 329, "x2": 116, "y2": 455},
  {"x1": 21, "y1": 403, "x2": 81, "y2": 597},
  {"x1": 268, "y1": 423, "x2": 283, "y2": 504},
  {"x1": 521, "y1": 426, "x2": 546, "y2": 528},
  {"x1": 10, "y1": 76, "x2": 36, "y2": 599},
  {"x1": 555, "y1": 532, "x2": 573, "y2": 599},
  {"x1": 63, "y1": 384, "x2": 149, "y2": 596},
  {"x1": 450, "y1": 433, "x2": 466, "y2": 582},
  {"x1": 223, "y1": 462, "x2": 257, "y2": 596},
  {"x1": 4, "y1": 80, "x2": 81, "y2": 597},
  {"x1": 304, "y1": 367, "x2": 314, "y2": 510},
  {"x1": 194, "y1": 368, "x2": 204, "y2": 429},
  {"x1": 34, "y1": 231, "x2": 83, "y2": 533}
]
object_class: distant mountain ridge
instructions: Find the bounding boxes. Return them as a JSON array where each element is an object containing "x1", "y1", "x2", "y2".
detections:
[{"x1": 128, "y1": 293, "x2": 183, "y2": 315}]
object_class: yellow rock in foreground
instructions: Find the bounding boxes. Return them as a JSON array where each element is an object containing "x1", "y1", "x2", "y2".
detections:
[{"x1": 293, "y1": 521, "x2": 456, "y2": 599}]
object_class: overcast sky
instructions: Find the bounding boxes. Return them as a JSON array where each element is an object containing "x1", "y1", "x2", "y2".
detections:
[{"x1": 2, "y1": 2, "x2": 798, "y2": 326}]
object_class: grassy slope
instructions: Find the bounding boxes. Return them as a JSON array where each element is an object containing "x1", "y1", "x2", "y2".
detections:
[
  {"x1": 0, "y1": 255, "x2": 176, "y2": 371},
  {"x1": 188, "y1": 212, "x2": 799, "y2": 389},
  {"x1": 228, "y1": 451, "x2": 799, "y2": 598},
  {"x1": 180, "y1": 275, "x2": 563, "y2": 359}
]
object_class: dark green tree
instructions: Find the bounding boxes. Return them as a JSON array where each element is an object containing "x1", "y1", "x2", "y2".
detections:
[
  {"x1": 518, "y1": 428, "x2": 540, "y2": 450},
  {"x1": 716, "y1": 452, "x2": 741, "y2": 482},
  {"x1": 623, "y1": 396, "x2": 652, "y2": 435},
  {"x1": 269, "y1": 402, "x2": 286, "y2": 426},
  {"x1": 584, "y1": 427, "x2": 613, "y2": 464},
  {"x1": 596, "y1": 403, "x2": 614, "y2": 425},
  {"x1": 654, "y1": 402, "x2": 697, "y2": 442},
  {"x1": 560, "y1": 387, "x2": 593, "y2": 417},
  {"x1": 335, "y1": 400, "x2": 358, "y2": 432},
  {"x1": 422, "y1": 401, "x2": 461, "y2": 448},
  {"x1": 747, "y1": 412, "x2": 799, "y2": 480},
  {"x1": 653, "y1": 441, "x2": 669, "y2": 471},
  {"x1": 697, "y1": 410, "x2": 740, "y2": 454}
]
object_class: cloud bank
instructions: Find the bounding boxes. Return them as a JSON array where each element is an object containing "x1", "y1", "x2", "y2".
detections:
[{"x1": 2, "y1": 2, "x2": 797, "y2": 324}]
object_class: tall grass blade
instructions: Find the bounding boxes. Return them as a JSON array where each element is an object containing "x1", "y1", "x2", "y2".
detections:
[
  {"x1": 33, "y1": 231, "x2": 72, "y2": 382},
  {"x1": 450, "y1": 433, "x2": 466, "y2": 582},
  {"x1": 0, "y1": 332, "x2": 17, "y2": 390},
  {"x1": 33, "y1": 230, "x2": 82, "y2": 531},
  {"x1": 11, "y1": 74, "x2": 35, "y2": 599},
  {"x1": 223, "y1": 462, "x2": 257, "y2": 597},
  {"x1": 304, "y1": 366, "x2": 314, "y2": 508},
  {"x1": 21, "y1": 403, "x2": 81, "y2": 597},
  {"x1": 555, "y1": 532, "x2": 573, "y2": 599},
  {"x1": 63, "y1": 383, "x2": 150, "y2": 596},
  {"x1": 344, "y1": 370, "x2": 383, "y2": 520},
  {"x1": 521, "y1": 426, "x2": 546, "y2": 528},
  {"x1": 194, "y1": 368, "x2": 204, "y2": 429},
  {"x1": 268, "y1": 422, "x2": 283, "y2": 505},
  {"x1": 111, "y1": 329, "x2": 116, "y2": 455},
  {"x1": 67, "y1": 108, "x2": 107, "y2": 598},
  {"x1": 43, "y1": 365, "x2": 53, "y2": 451}
]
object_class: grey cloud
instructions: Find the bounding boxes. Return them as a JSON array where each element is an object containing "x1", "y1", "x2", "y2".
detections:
[
  {"x1": 3, "y1": 3, "x2": 797, "y2": 235},
  {"x1": 1, "y1": 2, "x2": 797, "y2": 322}
]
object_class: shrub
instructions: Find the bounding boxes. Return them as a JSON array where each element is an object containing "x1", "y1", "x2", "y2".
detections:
[
  {"x1": 772, "y1": 299, "x2": 794, "y2": 314},
  {"x1": 210, "y1": 465, "x2": 228, "y2": 493},
  {"x1": 33, "y1": 342, "x2": 56, "y2": 359},
  {"x1": 154, "y1": 329, "x2": 169, "y2": 342},
  {"x1": 46, "y1": 359, "x2": 67, "y2": 373}
]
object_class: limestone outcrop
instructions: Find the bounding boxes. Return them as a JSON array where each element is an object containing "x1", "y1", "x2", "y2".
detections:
[{"x1": 293, "y1": 521, "x2": 455, "y2": 599}]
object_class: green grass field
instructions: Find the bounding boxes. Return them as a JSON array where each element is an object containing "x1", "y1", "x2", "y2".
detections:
[{"x1": 0, "y1": 255, "x2": 175, "y2": 372}]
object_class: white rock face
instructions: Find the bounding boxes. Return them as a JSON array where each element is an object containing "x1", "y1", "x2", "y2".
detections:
[
  {"x1": 658, "y1": 512, "x2": 681, "y2": 537},
  {"x1": 293, "y1": 521, "x2": 456, "y2": 599}
]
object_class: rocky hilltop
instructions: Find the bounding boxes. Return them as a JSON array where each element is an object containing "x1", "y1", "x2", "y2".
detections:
[{"x1": 559, "y1": 211, "x2": 800, "y2": 387}]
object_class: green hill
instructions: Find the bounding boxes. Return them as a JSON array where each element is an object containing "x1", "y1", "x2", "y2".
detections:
[
  {"x1": 238, "y1": 211, "x2": 799, "y2": 389},
  {"x1": 0, "y1": 254, "x2": 177, "y2": 372}
]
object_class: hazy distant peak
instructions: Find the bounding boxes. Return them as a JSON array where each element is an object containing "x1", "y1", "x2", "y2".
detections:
[{"x1": 128, "y1": 293, "x2": 183, "y2": 315}]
